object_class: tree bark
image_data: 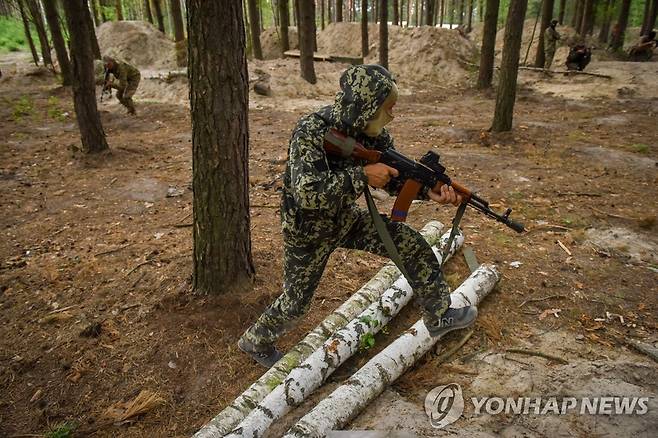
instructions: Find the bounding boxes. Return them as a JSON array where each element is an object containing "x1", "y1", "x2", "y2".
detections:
[
  {"x1": 247, "y1": 0, "x2": 262, "y2": 59},
  {"x1": 26, "y1": 0, "x2": 53, "y2": 68},
  {"x1": 448, "y1": 0, "x2": 453, "y2": 27},
  {"x1": 361, "y1": 0, "x2": 369, "y2": 56},
  {"x1": 467, "y1": 0, "x2": 473, "y2": 31},
  {"x1": 491, "y1": 0, "x2": 527, "y2": 133},
  {"x1": 83, "y1": 0, "x2": 102, "y2": 59},
  {"x1": 321, "y1": 0, "x2": 325, "y2": 29},
  {"x1": 477, "y1": 0, "x2": 499, "y2": 88},
  {"x1": 336, "y1": 0, "x2": 343, "y2": 21},
  {"x1": 144, "y1": 0, "x2": 153, "y2": 23},
  {"x1": 557, "y1": 0, "x2": 565, "y2": 24},
  {"x1": 598, "y1": 0, "x2": 612, "y2": 43},
  {"x1": 43, "y1": 0, "x2": 72, "y2": 85},
  {"x1": 188, "y1": 0, "x2": 255, "y2": 295},
  {"x1": 279, "y1": 0, "x2": 289, "y2": 52},
  {"x1": 458, "y1": 0, "x2": 464, "y2": 24},
  {"x1": 90, "y1": 0, "x2": 101, "y2": 25},
  {"x1": 426, "y1": 0, "x2": 435, "y2": 25},
  {"x1": 62, "y1": 0, "x2": 109, "y2": 153},
  {"x1": 169, "y1": 0, "x2": 185, "y2": 41},
  {"x1": 298, "y1": 0, "x2": 316, "y2": 83},
  {"x1": 153, "y1": 0, "x2": 165, "y2": 32},
  {"x1": 572, "y1": 0, "x2": 583, "y2": 29},
  {"x1": 579, "y1": 0, "x2": 594, "y2": 36},
  {"x1": 379, "y1": 0, "x2": 388, "y2": 69},
  {"x1": 609, "y1": 0, "x2": 630, "y2": 50},
  {"x1": 393, "y1": 0, "x2": 399, "y2": 24},
  {"x1": 478, "y1": 0, "x2": 483, "y2": 21},
  {"x1": 115, "y1": 0, "x2": 123, "y2": 19},
  {"x1": 642, "y1": 0, "x2": 658, "y2": 36},
  {"x1": 439, "y1": 0, "x2": 444, "y2": 26},
  {"x1": 18, "y1": 0, "x2": 39, "y2": 66},
  {"x1": 534, "y1": 0, "x2": 554, "y2": 68}
]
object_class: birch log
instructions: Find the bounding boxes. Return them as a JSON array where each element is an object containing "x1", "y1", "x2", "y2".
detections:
[
  {"x1": 285, "y1": 264, "x2": 500, "y2": 438},
  {"x1": 224, "y1": 235, "x2": 466, "y2": 438},
  {"x1": 193, "y1": 221, "x2": 448, "y2": 438}
]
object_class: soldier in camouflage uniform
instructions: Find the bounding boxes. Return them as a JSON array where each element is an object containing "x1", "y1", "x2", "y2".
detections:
[
  {"x1": 239, "y1": 64, "x2": 477, "y2": 368},
  {"x1": 102, "y1": 56, "x2": 141, "y2": 115},
  {"x1": 544, "y1": 20, "x2": 561, "y2": 70}
]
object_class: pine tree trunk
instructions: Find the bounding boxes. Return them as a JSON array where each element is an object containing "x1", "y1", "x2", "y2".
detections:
[
  {"x1": 491, "y1": 0, "x2": 527, "y2": 133},
  {"x1": 328, "y1": 0, "x2": 332, "y2": 23},
  {"x1": 321, "y1": 0, "x2": 325, "y2": 29},
  {"x1": 598, "y1": 0, "x2": 612, "y2": 43},
  {"x1": 90, "y1": 0, "x2": 101, "y2": 25},
  {"x1": 609, "y1": 0, "x2": 630, "y2": 50},
  {"x1": 169, "y1": 0, "x2": 184, "y2": 41},
  {"x1": 337, "y1": 0, "x2": 343, "y2": 21},
  {"x1": 294, "y1": 0, "x2": 300, "y2": 28},
  {"x1": 393, "y1": 0, "x2": 399, "y2": 24},
  {"x1": 406, "y1": 0, "x2": 411, "y2": 25},
  {"x1": 299, "y1": 0, "x2": 316, "y2": 83},
  {"x1": 43, "y1": 0, "x2": 72, "y2": 85},
  {"x1": 478, "y1": 0, "x2": 483, "y2": 21},
  {"x1": 361, "y1": 0, "x2": 369, "y2": 55},
  {"x1": 153, "y1": 0, "x2": 165, "y2": 32},
  {"x1": 439, "y1": 0, "x2": 444, "y2": 26},
  {"x1": 572, "y1": 0, "x2": 583, "y2": 29},
  {"x1": 115, "y1": 0, "x2": 123, "y2": 19},
  {"x1": 458, "y1": 0, "x2": 464, "y2": 24},
  {"x1": 557, "y1": 0, "x2": 565, "y2": 24},
  {"x1": 188, "y1": 0, "x2": 255, "y2": 295},
  {"x1": 534, "y1": 0, "x2": 554, "y2": 68},
  {"x1": 379, "y1": 0, "x2": 388, "y2": 68},
  {"x1": 83, "y1": 0, "x2": 102, "y2": 59},
  {"x1": 467, "y1": 0, "x2": 473, "y2": 31},
  {"x1": 144, "y1": 0, "x2": 153, "y2": 23},
  {"x1": 18, "y1": 0, "x2": 39, "y2": 66},
  {"x1": 579, "y1": 0, "x2": 594, "y2": 36},
  {"x1": 26, "y1": 0, "x2": 53, "y2": 68},
  {"x1": 477, "y1": 0, "x2": 499, "y2": 88},
  {"x1": 62, "y1": 0, "x2": 109, "y2": 153},
  {"x1": 642, "y1": 0, "x2": 658, "y2": 36},
  {"x1": 448, "y1": 0, "x2": 453, "y2": 27},
  {"x1": 279, "y1": 0, "x2": 289, "y2": 52},
  {"x1": 414, "y1": 0, "x2": 418, "y2": 25}
]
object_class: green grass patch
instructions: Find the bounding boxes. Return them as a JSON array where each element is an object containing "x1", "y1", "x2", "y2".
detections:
[
  {"x1": 12, "y1": 95, "x2": 34, "y2": 121},
  {"x1": 631, "y1": 143, "x2": 650, "y2": 154},
  {"x1": 47, "y1": 96, "x2": 68, "y2": 121},
  {"x1": 46, "y1": 422, "x2": 76, "y2": 438}
]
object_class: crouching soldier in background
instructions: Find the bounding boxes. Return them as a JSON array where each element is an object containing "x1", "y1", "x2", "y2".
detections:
[
  {"x1": 628, "y1": 31, "x2": 657, "y2": 62},
  {"x1": 102, "y1": 55, "x2": 141, "y2": 115},
  {"x1": 238, "y1": 64, "x2": 478, "y2": 368},
  {"x1": 566, "y1": 44, "x2": 592, "y2": 71}
]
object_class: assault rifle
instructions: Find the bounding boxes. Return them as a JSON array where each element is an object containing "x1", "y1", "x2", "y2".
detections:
[
  {"x1": 100, "y1": 68, "x2": 112, "y2": 102},
  {"x1": 324, "y1": 128, "x2": 525, "y2": 233}
]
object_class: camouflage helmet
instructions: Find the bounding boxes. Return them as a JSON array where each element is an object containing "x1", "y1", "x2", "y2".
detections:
[{"x1": 331, "y1": 64, "x2": 396, "y2": 133}]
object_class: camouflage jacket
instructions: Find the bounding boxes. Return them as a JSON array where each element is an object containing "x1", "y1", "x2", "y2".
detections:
[
  {"x1": 544, "y1": 27, "x2": 561, "y2": 50},
  {"x1": 280, "y1": 65, "x2": 428, "y2": 243},
  {"x1": 110, "y1": 61, "x2": 140, "y2": 90}
]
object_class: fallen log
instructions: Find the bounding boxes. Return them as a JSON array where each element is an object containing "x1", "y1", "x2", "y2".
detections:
[
  {"x1": 224, "y1": 239, "x2": 468, "y2": 438},
  {"x1": 193, "y1": 221, "x2": 454, "y2": 438},
  {"x1": 518, "y1": 65, "x2": 613, "y2": 79},
  {"x1": 284, "y1": 265, "x2": 500, "y2": 437}
]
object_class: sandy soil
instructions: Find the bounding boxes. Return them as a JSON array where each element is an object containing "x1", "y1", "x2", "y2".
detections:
[{"x1": 1, "y1": 28, "x2": 657, "y2": 438}]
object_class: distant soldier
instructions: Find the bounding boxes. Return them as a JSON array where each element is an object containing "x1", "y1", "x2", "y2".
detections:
[
  {"x1": 102, "y1": 55, "x2": 141, "y2": 115},
  {"x1": 628, "y1": 31, "x2": 657, "y2": 62},
  {"x1": 544, "y1": 19, "x2": 561, "y2": 70},
  {"x1": 566, "y1": 44, "x2": 592, "y2": 71}
]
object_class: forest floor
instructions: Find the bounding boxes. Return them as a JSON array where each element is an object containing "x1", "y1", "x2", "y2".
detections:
[{"x1": 1, "y1": 51, "x2": 657, "y2": 437}]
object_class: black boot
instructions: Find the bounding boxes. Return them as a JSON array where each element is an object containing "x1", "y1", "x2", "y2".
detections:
[
  {"x1": 424, "y1": 306, "x2": 478, "y2": 338},
  {"x1": 238, "y1": 337, "x2": 284, "y2": 369}
]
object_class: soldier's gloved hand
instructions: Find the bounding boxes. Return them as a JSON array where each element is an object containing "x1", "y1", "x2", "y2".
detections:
[
  {"x1": 428, "y1": 184, "x2": 462, "y2": 206},
  {"x1": 364, "y1": 163, "x2": 399, "y2": 188}
]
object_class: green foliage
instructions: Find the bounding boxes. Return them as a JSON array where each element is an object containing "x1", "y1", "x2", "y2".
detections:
[
  {"x1": 47, "y1": 96, "x2": 67, "y2": 121},
  {"x1": 359, "y1": 332, "x2": 376, "y2": 351},
  {"x1": 0, "y1": 17, "x2": 37, "y2": 54},
  {"x1": 46, "y1": 422, "x2": 76, "y2": 438},
  {"x1": 12, "y1": 96, "x2": 34, "y2": 121},
  {"x1": 631, "y1": 143, "x2": 649, "y2": 154}
]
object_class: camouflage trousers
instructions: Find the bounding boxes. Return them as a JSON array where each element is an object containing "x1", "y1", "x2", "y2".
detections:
[
  {"x1": 544, "y1": 47, "x2": 556, "y2": 70},
  {"x1": 241, "y1": 208, "x2": 451, "y2": 346},
  {"x1": 116, "y1": 76, "x2": 140, "y2": 114}
]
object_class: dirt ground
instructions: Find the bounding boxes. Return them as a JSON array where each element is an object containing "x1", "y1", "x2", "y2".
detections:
[{"x1": 1, "y1": 44, "x2": 657, "y2": 438}]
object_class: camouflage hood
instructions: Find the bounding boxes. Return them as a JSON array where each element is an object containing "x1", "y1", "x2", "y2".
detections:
[{"x1": 330, "y1": 64, "x2": 396, "y2": 135}]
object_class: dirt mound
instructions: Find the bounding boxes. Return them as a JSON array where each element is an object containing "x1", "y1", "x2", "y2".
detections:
[
  {"x1": 261, "y1": 26, "x2": 299, "y2": 59},
  {"x1": 96, "y1": 20, "x2": 176, "y2": 70},
  {"x1": 317, "y1": 22, "x2": 478, "y2": 85}
]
